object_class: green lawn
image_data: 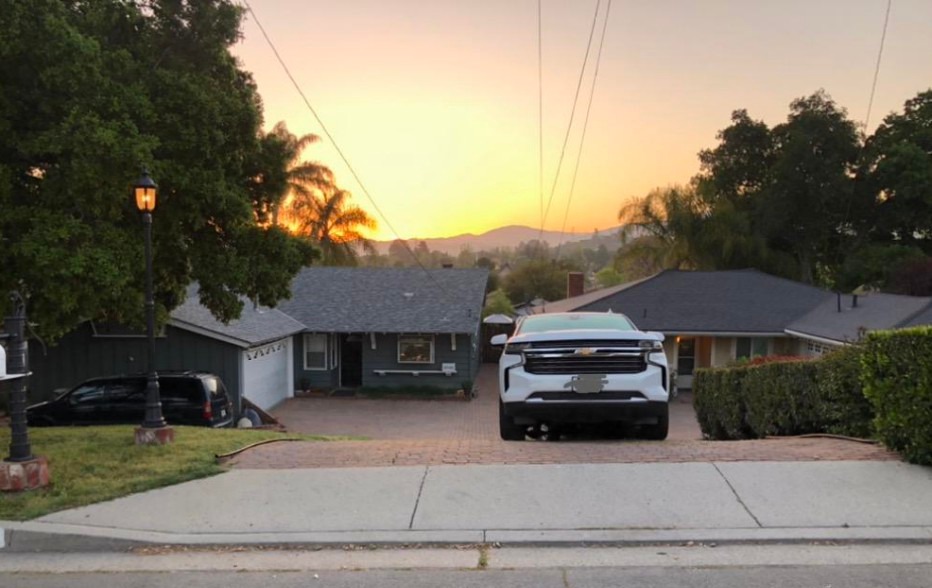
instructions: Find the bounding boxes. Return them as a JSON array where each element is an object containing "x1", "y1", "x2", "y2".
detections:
[{"x1": 0, "y1": 426, "x2": 342, "y2": 521}]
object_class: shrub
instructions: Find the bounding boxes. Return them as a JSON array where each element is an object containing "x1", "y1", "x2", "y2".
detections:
[
  {"x1": 814, "y1": 345, "x2": 873, "y2": 438},
  {"x1": 695, "y1": 348, "x2": 874, "y2": 441},
  {"x1": 861, "y1": 327, "x2": 932, "y2": 465},
  {"x1": 742, "y1": 360, "x2": 820, "y2": 438},
  {"x1": 693, "y1": 367, "x2": 751, "y2": 440}
]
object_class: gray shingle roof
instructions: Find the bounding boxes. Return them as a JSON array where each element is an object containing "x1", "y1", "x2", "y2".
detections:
[
  {"x1": 171, "y1": 284, "x2": 306, "y2": 348},
  {"x1": 787, "y1": 293, "x2": 932, "y2": 343},
  {"x1": 903, "y1": 302, "x2": 932, "y2": 328},
  {"x1": 550, "y1": 269, "x2": 832, "y2": 333},
  {"x1": 278, "y1": 267, "x2": 488, "y2": 334}
]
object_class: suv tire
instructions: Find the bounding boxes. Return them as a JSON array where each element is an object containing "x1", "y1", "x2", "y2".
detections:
[
  {"x1": 642, "y1": 403, "x2": 669, "y2": 440},
  {"x1": 499, "y1": 400, "x2": 526, "y2": 441}
]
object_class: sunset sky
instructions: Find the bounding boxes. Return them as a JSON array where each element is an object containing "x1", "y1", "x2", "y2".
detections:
[{"x1": 233, "y1": 0, "x2": 932, "y2": 241}]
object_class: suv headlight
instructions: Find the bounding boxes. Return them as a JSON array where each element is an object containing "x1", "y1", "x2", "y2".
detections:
[
  {"x1": 639, "y1": 340, "x2": 663, "y2": 352},
  {"x1": 504, "y1": 342, "x2": 530, "y2": 355}
]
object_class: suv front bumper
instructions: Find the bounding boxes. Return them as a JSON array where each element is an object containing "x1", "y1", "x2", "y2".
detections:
[
  {"x1": 503, "y1": 397, "x2": 668, "y2": 425},
  {"x1": 499, "y1": 362, "x2": 669, "y2": 425}
]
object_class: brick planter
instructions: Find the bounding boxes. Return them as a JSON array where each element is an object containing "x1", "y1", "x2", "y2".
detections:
[{"x1": 0, "y1": 456, "x2": 51, "y2": 492}]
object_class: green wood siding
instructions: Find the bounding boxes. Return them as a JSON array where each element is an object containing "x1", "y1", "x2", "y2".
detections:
[
  {"x1": 361, "y1": 333, "x2": 474, "y2": 389},
  {"x1": 293, "y1": 333, "x2": 338, "y2": 390},
  {"x1": 27, "y1": 323, "x2": 242, "y2": 409}
]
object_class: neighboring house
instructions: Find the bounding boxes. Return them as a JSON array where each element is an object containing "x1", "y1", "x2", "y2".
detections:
[
  {"x1": 280, "y1": 267, "x2": 488, "y2": 392},
  {"x1": 28, "y1": 286, "x2": 305, "y2": 413},
  {"x1": 786, "y1": 292, "x2": 932, "y2": 355},
  {"x1": 28, "y1": 268, "x2": 488, "y2": 412},
  {"x1": 532, "y1": 269, "x2": 930, "y2": 390}
]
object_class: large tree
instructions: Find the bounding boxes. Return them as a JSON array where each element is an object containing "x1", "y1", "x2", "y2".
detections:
[
  {"x1": 620, "y1": 91, "x2": 866, "y2": 286},
  {"x1": 0, "y1": 0, "x2": 315, "y2": 339},
  {"x1": 862, "y1": 89, "x2": 932, "y2": 253}
]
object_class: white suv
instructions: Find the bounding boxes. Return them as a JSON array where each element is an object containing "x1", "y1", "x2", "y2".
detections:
[{"x1": 491, "y1": 312, "x2": 670, "y2": 441}]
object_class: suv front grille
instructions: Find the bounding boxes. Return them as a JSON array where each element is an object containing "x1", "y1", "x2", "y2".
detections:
[{"x1": 523, "y1": 346, "x2": 647, "y2": 375}]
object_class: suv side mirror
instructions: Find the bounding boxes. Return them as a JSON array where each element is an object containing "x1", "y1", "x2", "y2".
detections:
[{"x1": 490, "y1": 334, "x2": 508, "y2": 346}]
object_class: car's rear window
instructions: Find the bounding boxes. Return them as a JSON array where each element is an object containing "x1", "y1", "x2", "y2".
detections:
[
  {"x1": 202, "y1": 375, "x2": 227, "y2": 398},
  {"x1": 518, "y1": 313, "x2": 636, "y2": 334},
  {"x1": 161, "y1": 379, "x2": 203, "y2": 403}
]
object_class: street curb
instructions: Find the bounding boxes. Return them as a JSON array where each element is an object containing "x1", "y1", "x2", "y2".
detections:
[{"x1": 2, "y1": 521, "x2": 931, "y2": 550}]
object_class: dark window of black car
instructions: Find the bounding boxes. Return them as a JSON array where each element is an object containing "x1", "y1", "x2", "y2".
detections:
[{"x1": 68, "y1": 384, "x2": 107, "y2": 406}]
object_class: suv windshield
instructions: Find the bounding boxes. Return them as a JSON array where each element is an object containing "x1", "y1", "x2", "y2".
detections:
[{"x1": 517, "y1": 313, "x2": 636, "y2": 334}]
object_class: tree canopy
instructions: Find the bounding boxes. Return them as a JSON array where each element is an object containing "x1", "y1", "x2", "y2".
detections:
[
  {"x1": 618, "y1": 88, "x2": 932, "y2": 291},
  {"x1": 0, "y1": 0, "x2": 316, "y2": 339}
]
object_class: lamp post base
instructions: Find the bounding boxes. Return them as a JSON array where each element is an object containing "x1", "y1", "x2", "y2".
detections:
[
  {"x1": 0, "y1": 456, "x2": 51, "y2": 492},
  {"x1": 134, "y1": 426, "x2": 175, "y2": 446}
]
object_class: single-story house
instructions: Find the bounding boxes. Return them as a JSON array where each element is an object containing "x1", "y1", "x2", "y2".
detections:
[
  {"x1": 27, "y1": 267, "x2": 488, "y2": 412},
  {"x1": 278, "y1": 267, "x2": 488, "y2": 392},
  {"x1": 534, "y1": 269, "x2": 932, "y2": 389}
]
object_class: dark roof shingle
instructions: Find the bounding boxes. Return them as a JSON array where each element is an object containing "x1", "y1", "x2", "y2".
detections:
[
  {"x1": 278, "y1": 267, "x2": 488, "y2": 334},
  {"x1": 787, "y1": 293, "x2": 932, "y2": 343},
  {"x1": 171, "y1": 285, "x2": 306, "y2": 347},
  {"x1": 554, "y1": 269, "x2": 832, "y2": 333}
]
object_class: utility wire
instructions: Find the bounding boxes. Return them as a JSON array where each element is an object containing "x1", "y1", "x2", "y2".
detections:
[
  {"x1": 555, "y1": 0, "x2": 613, "y2": 260},
  {"x1": 839, "y1": 0, "x2": 892, "y2": 276},
  {"x1": 538, "y1": 0, "x2": 544, "y2": 236},
  {"x1": 538, "y1": 0, "x2": 602, "y2": 246},
  {"x1": 864, "y1": 0, "x2": 893, "y2": 133},
  {"x1": 240, "y1": 0, "x2": 456, "y2": 299}
]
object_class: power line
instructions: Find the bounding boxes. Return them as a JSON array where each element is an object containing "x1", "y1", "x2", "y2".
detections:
[
  {"x1": 538, "y1": 0, "x2": 602, "y2": 245},
  {"x1": 556, "y1": 0, "x2": 613, "y2": 260},
  {"x1": 240, "y1": 0, "x2": 455, "y2": 298},
  {"x1": 864, "y1": 0, "x2": 893, "y2": 133},
  {"x1": 538, "y1": 0, "x2": 544, "y2": 236}
]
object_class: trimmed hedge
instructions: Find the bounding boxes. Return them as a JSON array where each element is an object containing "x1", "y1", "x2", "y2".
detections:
[
  {"x1": 694, "y1": 348, "x2": 875, "y2": 441},
  {"x1": 743, "y1": 360, "x2": 821, "y2": 437},
  {"x1": 693, "y1": 368, "x2": 750, "y2": 440},
  {"x1": 861, "y1": 327, "x2": 932, "y2": 465},
  {"x1": 815, "y1": 344, "x2": 873, "y2": 438}
]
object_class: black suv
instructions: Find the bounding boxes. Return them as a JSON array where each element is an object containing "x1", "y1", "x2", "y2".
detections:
[{"x1": 27, "y1": 372, "x2": 234, "y2": 428}]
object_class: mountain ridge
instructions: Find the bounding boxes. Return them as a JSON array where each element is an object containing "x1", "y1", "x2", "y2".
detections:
[{"x1": 372, "y1": 224, "x2": 624, "y2": 255}]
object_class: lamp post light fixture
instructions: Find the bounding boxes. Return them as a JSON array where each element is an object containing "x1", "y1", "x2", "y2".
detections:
[{"x1": 133, "y1": 168, "x2": 173, "y2": 445}]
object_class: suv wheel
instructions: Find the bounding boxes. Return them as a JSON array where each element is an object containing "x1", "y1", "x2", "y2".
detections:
[
  {"x1": 642, "y1": 404, "x2": 669, "y2": 440},
  {"x1": 499, "y1": 400, "x2": 526, "y2": 441}
]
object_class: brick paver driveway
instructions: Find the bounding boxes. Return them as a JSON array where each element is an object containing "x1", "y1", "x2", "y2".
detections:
[{"x1": 229, "y1": 365, "x2": 896, "y2": 469}]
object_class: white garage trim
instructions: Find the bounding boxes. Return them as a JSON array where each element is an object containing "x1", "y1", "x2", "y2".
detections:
[{"x1": 242, "y1": 337, "x2": 291, "y2": 411}]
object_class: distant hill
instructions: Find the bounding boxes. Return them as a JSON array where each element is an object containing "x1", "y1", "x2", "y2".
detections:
[{"x1": 373, "y1": 225, "x2": 626, "y2": 255}]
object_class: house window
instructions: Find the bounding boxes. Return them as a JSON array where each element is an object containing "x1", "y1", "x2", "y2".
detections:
[
  {"x1": 398, "y1": 335, "x2": 434, "y2": 364},
  {"x1": 304, "y1": 333, "x2": 328, "y2": 370},
  {"x1": 806, "y1": 341, "x2": 829, "y2": 356},
  {"x1": 736, "y1": 337, "x2": 769, "y2": 360}
]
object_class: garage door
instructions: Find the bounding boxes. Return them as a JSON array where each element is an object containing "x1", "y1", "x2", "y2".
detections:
[{"x1": 243, "y1": 338, "x2": 290, "y2": 411}]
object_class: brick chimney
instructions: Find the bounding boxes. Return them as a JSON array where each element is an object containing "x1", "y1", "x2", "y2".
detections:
[{"x1": 566, "y1": 272, "x2": 584, "y2": 298}]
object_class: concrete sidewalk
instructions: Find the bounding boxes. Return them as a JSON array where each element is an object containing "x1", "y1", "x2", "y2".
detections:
[{"x1": 3, "y1": 461, "x2": 932, "y2": 548}]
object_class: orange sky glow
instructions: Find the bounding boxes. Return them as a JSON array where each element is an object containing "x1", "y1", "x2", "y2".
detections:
[{"x1": 233, "y1": 0, "x2": 932, "y2": 242}]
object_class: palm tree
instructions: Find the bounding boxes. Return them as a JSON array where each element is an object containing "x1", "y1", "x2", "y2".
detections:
[
  {"x1": 257, "y1": 121, "x2": 334, "y2": 226},
  {"x1": 286, "y1": 185, "x2": 377, "y2": 266}
]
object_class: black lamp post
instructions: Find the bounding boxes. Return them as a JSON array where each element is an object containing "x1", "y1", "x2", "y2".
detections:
[
  {"x1": 134, "y1": 169, "x2": 169, "y2": 437},
  {"x1": 2, "y1": 292, "x2": 32, "y2": 462}
]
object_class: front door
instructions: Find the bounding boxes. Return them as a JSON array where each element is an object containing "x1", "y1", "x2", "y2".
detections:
[
  {"x1": 676, "y1": 337, "x2": 696, "y2": 390},
  {"x1": 340, "y1": 334, "x2": 363, "y2": 388}
]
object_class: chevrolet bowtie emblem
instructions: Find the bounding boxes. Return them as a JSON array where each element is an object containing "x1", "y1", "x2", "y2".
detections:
[{"x1": 575, "y1": 348, "x2": 595, "y2": 356}]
